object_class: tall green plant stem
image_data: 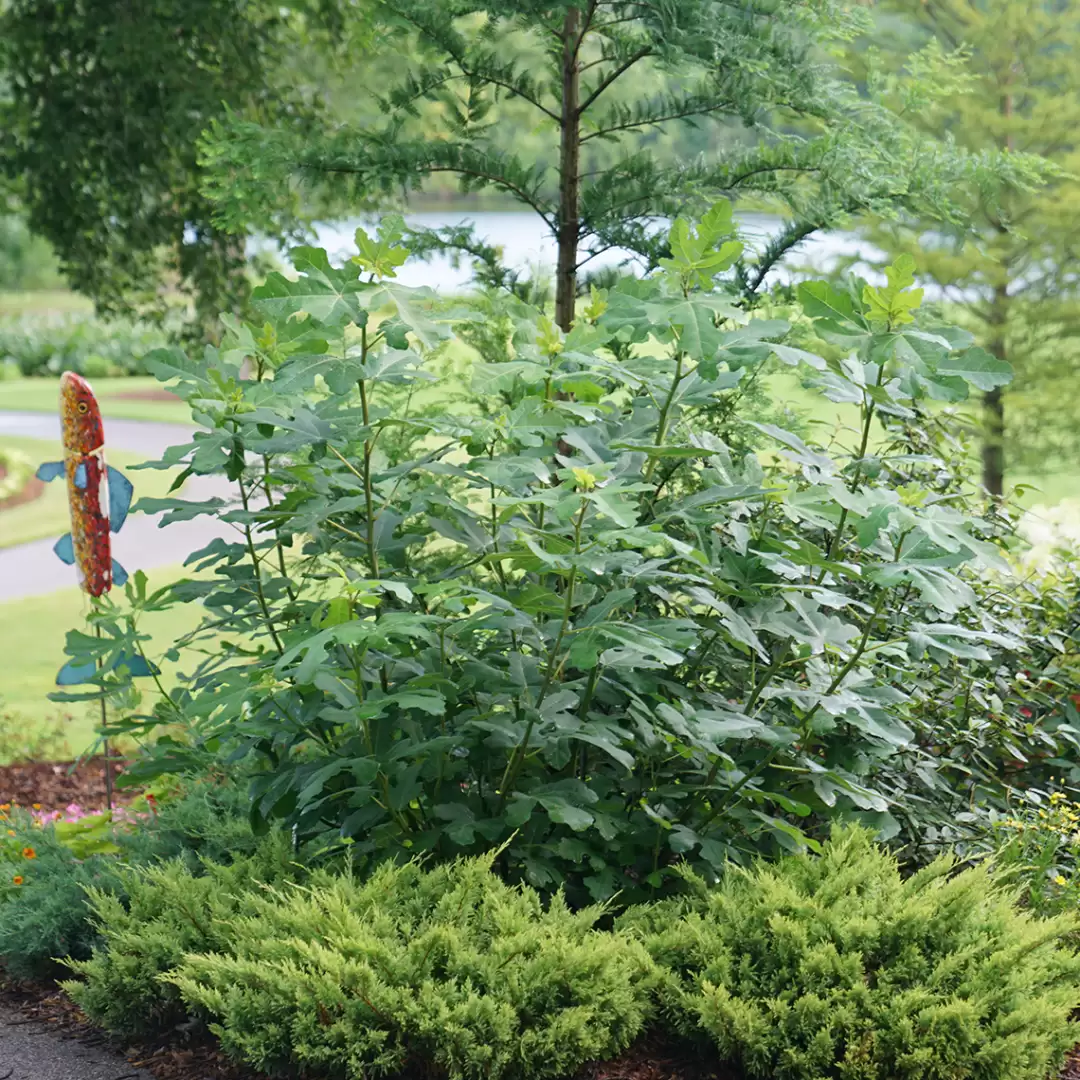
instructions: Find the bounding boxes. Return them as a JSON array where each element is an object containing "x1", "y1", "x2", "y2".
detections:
[
  {"x1": 237, "y1": 477, "x2": 284, "y2": 654},
  {"x1": 94, "y1": 620, "x2": 113, "y2": 810},
  {"x1": 695, "y1": 590, "x2": 890, "y2": 830},
  {"x1": 499, "y1": 497, "x2": 589, "y2": 807},
  {"x1": 645, "y1": 351, "x2": 684, "y2": 482},
  {"x1": 358, "y1": 328, "x2": 380, "y2": 579},
  {"x1": 819, "y1": 360, "x2": 887, "y2": 576},
  {"x1": 261, "y1": 455, "x2": 296, "y2": 604}
]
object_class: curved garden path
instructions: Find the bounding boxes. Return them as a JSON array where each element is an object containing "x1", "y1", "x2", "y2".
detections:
[{"x1": 0, "y1": 412, "x2": 233, "y2": 601}]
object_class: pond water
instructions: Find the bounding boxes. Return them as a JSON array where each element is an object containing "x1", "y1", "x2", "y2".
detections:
[{"x1": 293, "y1": 210, "x2": 886, "y2": 294}]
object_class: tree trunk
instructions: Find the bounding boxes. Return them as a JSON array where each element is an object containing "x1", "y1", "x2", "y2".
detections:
[
  {"x1": 981, "y1": 385, "x2": 1005, "y2": 498},
  {"x1": 981, "y1": 280, "x2": 1009, "y2": 497},
  {"x1": 982, "y1": 88, "x2": 1014, "y2": 499},
  {"x1": 554, "y1": 7, "x2": 582, "y2": 332}
]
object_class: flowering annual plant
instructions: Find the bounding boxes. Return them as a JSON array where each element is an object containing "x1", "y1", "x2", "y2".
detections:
[
  {"x1": 991, "y1": 790, "x2": 1080, "y2": 915},
  {"x1": 0, "y1": 804, "x2": 41, "y2": 899}
]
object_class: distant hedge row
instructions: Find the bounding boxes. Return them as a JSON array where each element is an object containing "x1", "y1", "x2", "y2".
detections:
[{"x1": 0, "y1": 315, "x2": 168, "y2": 378}]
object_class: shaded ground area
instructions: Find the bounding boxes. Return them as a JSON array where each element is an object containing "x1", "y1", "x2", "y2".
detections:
[
  {"x1": 0, "y1": 980, "x2": 739, "y2": 1080},
  {"x1": 0, "y1": 984, "x2": 249, "y2": 1080},
  {"x1": 0, "y1": 757, "x2": 130, "y2": 812}
]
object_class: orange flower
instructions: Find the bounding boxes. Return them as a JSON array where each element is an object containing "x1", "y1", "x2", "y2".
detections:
[
  {"x1": 11, "y1": 876, "x2": 22, "y2": 886},
  {"x1": 21, "y1": 847, "x2": 36, "y2": 859},
  {"x1": 31, "y1": 803, "x2": 41, "y2": 810},
  {"x1": 5, "y1": 830, "x2": 13, "y2": 837}
]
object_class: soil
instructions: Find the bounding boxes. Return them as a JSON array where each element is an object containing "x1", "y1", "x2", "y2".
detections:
[
  {"x1": 0, "y1": 463, "x2": 44, "y2": 510},
  {"x1": 1, "y1": 955, "x2": 1078, "y2": 1080},
  {"x1": 1064, "y1": 1048, "x2": 1080, "y2": 1080},
  {"x1": 0, "y1": 756, "x2": 134, "y2": 811},
  {"x1": 0, "y1": 981, "x2": 259, "y2": 1080},
  {"x1": 0, "y1": 978, "x2": 740, "y2": 1080},
  {"x1": 575, "y1": 1036, "x2": 741, "y2": 1080},
  {"x1": 112, "y1": 389, "x2": 181, "y2": 403}
]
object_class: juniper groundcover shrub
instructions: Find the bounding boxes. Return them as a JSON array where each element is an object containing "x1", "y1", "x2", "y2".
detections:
[
  {"x1": 0, "y1": 774, "x2": 268, "y2": 980},
  {"x1": 620, "y1": 826, "x2": 1080, "y2": 1080},
  {"x1": 61, "y1": 828, "x2": 1080, "y2": 1080}
]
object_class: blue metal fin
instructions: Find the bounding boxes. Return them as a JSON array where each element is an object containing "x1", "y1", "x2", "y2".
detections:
[
  {"x1": 53, "y1": 534, "x2": 75, "y2": 565},
  {"x1": 117, "y1": 651, "x2": 160, "y2": 677},
  {"x1": 36, "y1": 461, "x2": 64, "y2": 482},
  {"x1": 73, "y1": 462, "x2": 88, "y2": 489},
  {"x1": 106, "y1": 466, "x2": 134, "y2": 533},
  {"x1": 111, "y1": 559, "x2": 129, "y2": 587},
  {"x1": 56, "y1": 658, "x2": 98, "y2": 686}
]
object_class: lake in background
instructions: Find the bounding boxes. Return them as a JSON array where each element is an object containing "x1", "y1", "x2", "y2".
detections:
[{"x1": 296, "y1": 211, "x2": 886, "y2": 293}]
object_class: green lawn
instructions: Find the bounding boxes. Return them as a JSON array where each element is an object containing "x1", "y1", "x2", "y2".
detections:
[
  {"x1": 0, "y1": 290, "x2": 94, "y2": 317},
  {"x1": 0, "y1": 564, "x2": 207, "y2": 760},
  {"x1": 0, "y1": 435, "x2": 182, "y2": 549},
  {"x1": 0, "y1": 376, "x2": 190, "y2": 424}
]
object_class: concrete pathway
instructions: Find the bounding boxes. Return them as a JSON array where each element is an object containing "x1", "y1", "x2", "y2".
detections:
[
  {"x1": 0, "y1": 1001, "x2": 152, "y2": 1080},
  {"x1": 0, "y1": 412, "x2": 234, "y2": 602}
]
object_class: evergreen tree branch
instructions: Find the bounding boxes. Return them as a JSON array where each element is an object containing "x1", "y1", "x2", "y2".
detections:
[{"x1": 578, "y1": 46, "x2": 652, "y2": 115}]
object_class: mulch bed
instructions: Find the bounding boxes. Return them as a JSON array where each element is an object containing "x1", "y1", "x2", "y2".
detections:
[
  {"x1": 0, "y1": 980, "x2": 260, "y2": 1080},
  {"x1": 1064, "y1": 1049, "x2": 1080, "y2": 1080},
  {"x1": 0, "y1": 463, "x2": 44, "y2": 510},
  {"x1": 0, "y1": 977, "x2": 740, "y2": 1080},
  {"x1": 0, "y1": 755, "x2": 133, "y2": 812}
]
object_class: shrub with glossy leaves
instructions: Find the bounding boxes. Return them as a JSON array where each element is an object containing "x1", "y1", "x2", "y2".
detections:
[
  {"x1": 620, "y1": 826, "x2": 1080, "y2": 1080},
  {"x1": 61, "y1": 205, "x2": 1080, "y2": 905}
]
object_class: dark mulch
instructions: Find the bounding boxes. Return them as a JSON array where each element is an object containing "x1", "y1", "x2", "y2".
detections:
[
  {"x1": 0, "y1": 979, "x2": 260, "y2": 1080},
  {"x1": 0, "y1": 756, "x2": 134, "y2": 812},
  {"x1": 0, "y1": 464, "x2": 44, "y2": 510},
  {"x1": 1064, "y1": 1048, "x2": 1080, "y2": 1080},
  {"x1": 575, "y1": 1035, "x2": 740, "y2": 1080}
]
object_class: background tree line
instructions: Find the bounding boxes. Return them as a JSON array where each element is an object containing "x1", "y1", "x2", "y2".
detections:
[{"x1": 2, "y1": 0, "x2": 1080, "y2": 495}]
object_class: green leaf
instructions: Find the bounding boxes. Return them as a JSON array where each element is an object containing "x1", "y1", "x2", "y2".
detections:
[
  {"x1": 936, "y1": 346, "x2": 1013, "y2": 391},
  {"x1": 252, "y1": 246, "x2": 367, "y2": 327}
]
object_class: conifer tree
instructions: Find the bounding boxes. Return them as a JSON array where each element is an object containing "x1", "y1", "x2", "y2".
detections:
[
  {"x1": 201, "y1": 0, "x2": 1045, "y2": 331},
  {"x1": 860, "y1": 0, "x2": 1080, "y2": 496}
]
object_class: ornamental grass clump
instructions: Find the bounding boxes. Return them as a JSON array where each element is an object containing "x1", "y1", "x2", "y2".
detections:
[
  {"x1": 619, "y1": 826, "x2": 1080, "y2": 1080},
  {"x1": 165, "y1": 853, "x2": 654, "y2": 1080}
]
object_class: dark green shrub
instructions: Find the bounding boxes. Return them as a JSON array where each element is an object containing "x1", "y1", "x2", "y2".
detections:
[
  {"x1": 0, "y1": 829, "x2": 125, "y2": 981},
  {"x1": 165, "y1": 854, "x2": 653, "y2": 1080},
  {"x1": 67, "y1": 209, "x2": 1080, "y2": 907},
  {"x1": 0, "y1": 212, "x2": 62, "y2": 290},
  {"x1": 619, "y1": 826, "x2": 1080, "y2": 1080},
  {"x1": 63, "y1": 833, "x2": 298, "y2": 1038},
  {"x1": 0, "y1": 774, "x2": 271, "y2": 980}
]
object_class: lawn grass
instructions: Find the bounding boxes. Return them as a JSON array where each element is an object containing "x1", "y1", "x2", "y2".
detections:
[
  {"x1": 0, "y1": 376, "x2": 190, "y2": 424},
  {"x1": 0, "y1": 435, "x2": 182, "y2": 549},
  {"x1": 0, "y1": 290, "x2": 94, "y2": 317},
  {"x1": 0, "y1": 564, "x2": 206, "y2": 760}
]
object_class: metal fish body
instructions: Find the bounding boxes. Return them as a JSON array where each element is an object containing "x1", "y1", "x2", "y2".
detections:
[{"x1": 36, "y1": 372, "x2": 134, "y2": 597}]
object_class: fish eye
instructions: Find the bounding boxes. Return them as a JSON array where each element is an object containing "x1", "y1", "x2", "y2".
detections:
[{"x1": 77, "y1": 402, "x2": 89, "y2": 414}]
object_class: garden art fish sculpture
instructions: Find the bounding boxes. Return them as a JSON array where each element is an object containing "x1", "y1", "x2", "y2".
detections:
[{"x1": 36, "y1": 372, "x2": 153, "y2": 685}]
